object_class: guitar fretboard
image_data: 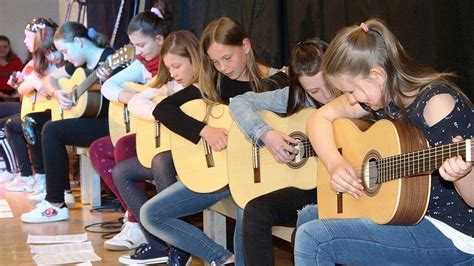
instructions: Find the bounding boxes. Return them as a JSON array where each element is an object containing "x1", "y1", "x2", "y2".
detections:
[
  {"x1": 74, "y1": 69, "x2": 100, "y2": 99},
  {"x1": 376, "y1": 139, "x2": 472, "y2": 183}
]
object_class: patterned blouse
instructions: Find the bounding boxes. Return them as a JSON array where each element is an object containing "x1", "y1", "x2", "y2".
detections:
[{"x1": 362, "y1": 84, "x2": 473, "y2": 236}]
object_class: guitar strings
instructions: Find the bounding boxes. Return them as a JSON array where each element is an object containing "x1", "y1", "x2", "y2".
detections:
[{"x1": 348, "y1": 142, "x2": 469, "y2": 182}]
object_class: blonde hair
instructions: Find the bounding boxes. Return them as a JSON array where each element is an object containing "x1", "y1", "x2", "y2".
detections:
[
  {"x1": 323, "y1": 18, "x2": 471, "y2": 113},
  {"x1": 150, "y1": 30, "x2": 200, "y2": 88},
  {"x1": 198, "y1": 17, "x2": 267, "y2": 104}
]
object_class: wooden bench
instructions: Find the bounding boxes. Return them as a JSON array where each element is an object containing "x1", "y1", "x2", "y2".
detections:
[
  {"x1": 75, "y1": 147, "x2": 101, "y2": 207},
  {"x1": 203, "y1": 197, "x2": 294, "y2": 250}
]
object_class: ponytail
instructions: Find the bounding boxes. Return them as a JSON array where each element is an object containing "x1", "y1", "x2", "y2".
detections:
[
  {"x1": 55, "y1": 21, "x2": 109, "y2": 48},
  {"x1": 127, "y1": 2, "x2": 173, "y2": 39}
]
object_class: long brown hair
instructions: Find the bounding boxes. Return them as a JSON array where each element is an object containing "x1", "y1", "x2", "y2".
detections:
[
  {"x1": 54, "y1": 22, "x2": 108, "y2": 48},
  {"x1": 323, "y1": 18, "x2": 471, "y2": 113},
  {"x1": 150, "y1": 30, "x2": 200, "y2": 88},
  {"x1": 287, "y1": 38, "x2": 338, "y2": 115},
  {"x1": 33, "y1": 26, "x2": 63, "y2": 77},
  {"x1": 199, "y1": 17, "x2": 266, "y2": 104}
]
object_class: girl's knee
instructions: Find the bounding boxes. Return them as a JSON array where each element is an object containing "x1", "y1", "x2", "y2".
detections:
[
  {"x1": 296, "y1": 204, "x2": 318, "y2": 228},
  {"x1": 139, "y1": 199, "x2": 163, "y2": 229},
  {"x1": 4, "y1": 117, "x2": 16, "y2": 133},
  {"x1": 41, "y1": 120, "x2": 57, "y2": 139}
]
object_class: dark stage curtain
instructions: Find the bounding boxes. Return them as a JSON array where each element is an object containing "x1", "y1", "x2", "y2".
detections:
[
  {"x1": 142, "y1": 0, "x2": 473, "y2": 100},
  {"x1": 87, "y1": 0, "x2": 137, "y2": 50}
]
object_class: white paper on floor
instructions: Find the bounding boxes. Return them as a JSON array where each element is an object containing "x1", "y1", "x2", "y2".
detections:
[
  {"x1": 0, "y1": 199, "x2": 12, "y2": 218},
  {"x1": 37, "y1": 262, "x2": 92, "y2": 266},
  {"x1": 27, "y1": 233, "x2": 88, "y2": 244},
  {"x1": 33, "y1": 251, "x2": 101, "y2": 265},
  {"x1": 0, "y1": 212, "x2": 13, "y2": 218},
  {"x1": 0, "y1": 205, "x2": 11, "y2": 212},
  {"x1": 30, "y1": 241, "x2": 94, "y2": 255}
]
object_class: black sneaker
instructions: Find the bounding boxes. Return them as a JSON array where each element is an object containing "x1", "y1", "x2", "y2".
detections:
[
  {"x1": 168, "y1": 246, "x2": 192, "y2": 266},
  {"x1": 118, "y1": 243, "x2": 168, "y2": 264}
]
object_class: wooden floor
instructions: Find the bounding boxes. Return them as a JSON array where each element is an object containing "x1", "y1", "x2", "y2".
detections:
[{"x1": 0, "y1": 183, "x2": 293, "y2": 265}]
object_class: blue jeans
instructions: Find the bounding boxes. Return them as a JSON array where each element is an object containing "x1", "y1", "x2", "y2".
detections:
[
  {"x1": 112, "y1": 152, "x2": 179, "y2": 252},
  {"x1": 140, "y1": 180, "x2": 244, "y2": 265},
  {"x1": 295, "y1": 205, "x2": 474, "y2": 266}
]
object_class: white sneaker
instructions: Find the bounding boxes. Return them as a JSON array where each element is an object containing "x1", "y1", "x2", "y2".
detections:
[
  {"x1": 64, "y1": 191, "x2": 76, "y2": 209},
  {"x1": 29, "y1": 191, "x2": 76, "y2": 209},
  {"x1": 104, "y1": 221, "x2": 147, "y2": 251},
  {"x1": 0, "y1": 170, "x2": 16, "y2": 183},
  {"x1": 29, "y1": 192, "x2": 46, "y2": 206},
  {"x1": 21, "y1": 201, "x2": 69, "y2": 223},
  {"x1": 33, "y1": 173, "x2": 46, "y2": 193},
  {"x1": 5, "y1": 175, "x2": 35, "y2": 192},
  {"x1": 123, "y1": 210, "x2": 129, "y2": 223}
]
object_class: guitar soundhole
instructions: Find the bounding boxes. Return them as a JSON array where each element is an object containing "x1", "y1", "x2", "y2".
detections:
[
  {"x1": 288, "y1": 131, "x2": 308, "y2": 169},
  {"x1": 362, "y1": 151, "x2": 381, "y2": 196}
]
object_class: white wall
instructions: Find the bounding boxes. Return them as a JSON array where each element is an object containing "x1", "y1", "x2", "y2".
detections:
[{"x1": 0, "y1": 0, "x2": 83, "y2": 63}]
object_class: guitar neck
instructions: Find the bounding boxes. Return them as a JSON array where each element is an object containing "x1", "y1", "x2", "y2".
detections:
[
  {"x1": 75, "y1": 69, "x2": 99, "y2": 98},
  {"x1": 377, "y1": 139, "x2": 472, "y2": 183}
]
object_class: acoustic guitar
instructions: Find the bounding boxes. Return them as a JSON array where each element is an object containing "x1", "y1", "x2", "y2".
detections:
[
  {"x1": 317, "y1": 118, "x2": 473, "y2": 225},
  {"x1": 108, "y1": 81, "x2": 148, "y2": 146},
  {"x1": 227, "y1": 109, "x2": 318, "y2": 208},
  {"x1": 20, "y1": 91, "x2": 52, "y2": 119},
  {"x1": 135, "y1": 96, "x2": 169, "y2": 168},
  {"x1": 170, "y1": 100, "x2": 233, "y2": 193},
  {"x1": 51, "y1": 44, "x2": 135, "y2": 121}
]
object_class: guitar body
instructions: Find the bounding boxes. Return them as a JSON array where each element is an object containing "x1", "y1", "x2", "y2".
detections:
[
  {"x1": 136, "y1": 96, "x2": 169, "y2": 168},
  {"x1": 227, "y1": 109, "x2": 317, "y2": 208},
  {"x1": 20, "y1": 91, "x2": 52, "y2": 119},
  {"x1": 108, "y1": 82, "x2": 148, "y2": 146},
  {"x1": 170, "y1": 100, "x2": 233, "y2": 193},
  {"x1": 51, "y1": 68, "x2": 102, "y2": 121},
  {"x1": 317, "y1": 118, "x2": 431, "y2": 225}
]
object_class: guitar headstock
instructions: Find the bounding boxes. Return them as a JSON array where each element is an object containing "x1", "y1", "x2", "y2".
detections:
[{"x1": 106, "y1": 44, "x2": 136, "y2": 69}]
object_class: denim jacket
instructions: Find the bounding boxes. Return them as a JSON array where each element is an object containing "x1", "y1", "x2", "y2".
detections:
[{"x1": 229, "y1": 87, "x2": 317, "y2": 147}]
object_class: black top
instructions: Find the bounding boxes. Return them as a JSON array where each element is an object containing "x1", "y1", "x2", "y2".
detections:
[
  {"x1": 153, "y1": 72, "x2": 289, "y2": 144},
  {"x1": 64, "y1": 47, "x2": 117, "y2": 118},
  {"x1": 361, "y1": 84, "x2": 473, "y2": 236}
]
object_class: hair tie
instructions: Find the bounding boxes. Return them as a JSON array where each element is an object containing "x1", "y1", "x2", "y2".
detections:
[
  {"x1": 87, "y1": 28, "x2": 97, "y2": 39},
  {"x1": 360, "y1": 22, "x2": 369, "y2": 33},
  {"x1": 25, "y1": 18, "x2": 54, "y2": 33},
  {"x1": 150, "y1": 7, "x2": 164, "y2": 19}
]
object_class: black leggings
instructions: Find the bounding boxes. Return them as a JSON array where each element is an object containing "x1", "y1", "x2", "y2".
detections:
[
  {"x1": 42, "y1": 117, "x2": 108, "y2": 203},
  {"x1": 0, "y1": 102, "x2": 21, "y2": 172},
  {"x1": 4, "y1": 111, "x2": 51, "y2": 176},
  {"x1": 243, "y1": 188, "x2": 317, "y2": 266}
]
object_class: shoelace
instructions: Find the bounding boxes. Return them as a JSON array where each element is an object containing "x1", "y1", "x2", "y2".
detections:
[
  {"x1": 132, "y1": 243, "x2": 150, "y2": 257},
  {"x1": 168, "y1": 248, "x2": 178, "y2": 266}
]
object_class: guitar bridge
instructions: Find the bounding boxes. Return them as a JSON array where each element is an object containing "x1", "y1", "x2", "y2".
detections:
[
  {"x1": 154, "y1": 121, "x2": 161, "y2": 148},
  {"x1": 123, "y1": 104, "x2": 130, "y2": 133},
  {"x1": 252, "y1": 144, "x2": 261, "y2": 183},
  {"x1": 70, "y1": 91, "x2": 78, "y2": 106},
  {"x1": 203, "y1": 140, "x2": 214, "y2": 168}
]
